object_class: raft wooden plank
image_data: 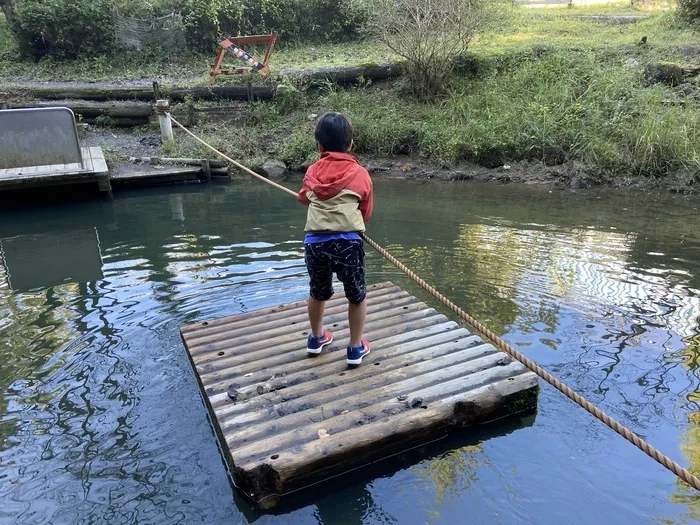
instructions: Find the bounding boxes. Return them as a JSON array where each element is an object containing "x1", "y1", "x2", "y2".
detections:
[
  {"x1": 194, "y1": 309, "x2": 447, "y2": 387},
  {"x1": 180, "y1": 281, "x2": 539, "y2": 509},
  {"x1": 185, "y1": 287, "x2": 412, "y2": 350},
  {"x1": 208, "y1": 326, "x2": 482, "y2": 410},
  {"x1": 203, "y1": 317, "x2": 463, "y2": 396},
  {"x1": 189, "y1": 297, "x2": 427, "y2": 361},
  {"x1": 181, "y1": 281, "x2": 397, "y2": 334},
  {"x1": 220, "y1": 348, "x2": 506, "y2": 441}
]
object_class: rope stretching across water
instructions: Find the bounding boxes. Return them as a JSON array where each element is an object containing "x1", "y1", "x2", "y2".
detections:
[{"x1": 165, "y1": 113, "x2": 700, "y2": 492}]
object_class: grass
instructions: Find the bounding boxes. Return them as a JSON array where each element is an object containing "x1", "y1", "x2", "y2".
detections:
[
  {"x1": 2, "y1": 4, "x2": 700, "y2": 181},
  {"x1": 156, "y1": 6, "x2": 700, "y2": 181},
  {"x1": 168, "y1": 55, "x2": 699, "y2": 180},
  {"x1": 1, "y1": 3, "x2": 691, "y2": 83},
  {"x1": 476, "y1": 5, "x2": 696, "y2": 63}
]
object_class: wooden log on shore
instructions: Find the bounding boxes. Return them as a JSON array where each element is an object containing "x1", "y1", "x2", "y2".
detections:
[
  {"x1": 13, "y1": 85, "x2": 276, "y2": 103},
  {"x1": 7, "y1": 100, "x2": 153, "y2": 118},
  {"x1": 9, "y1": 63, "x2": 402, "y2": 103},
  {"x1": 280, "y1": 62, "x2": 402, "y2": 85},
  {"x1": 7, "y1": 98, "x2": 237, "y2": 128},
  {"x1": 129, "y1": 156, "x2": 229, "y2": 168},
  {"x1": 7, "y1": 100, "x2": 152, "y2": 127}
]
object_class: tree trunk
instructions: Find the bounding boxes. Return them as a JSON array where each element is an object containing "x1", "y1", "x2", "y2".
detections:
[
  {"x1": 7, "y1": 100, "x2": 154, "y2": 118},
  {"x1": 280, "y1": 63, "x2": 403, "y2": 85},
  {"x1": 0, "y1": 0, "x2": 23, "y2": 51}
]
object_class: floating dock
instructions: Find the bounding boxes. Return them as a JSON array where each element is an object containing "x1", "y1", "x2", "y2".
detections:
[
  {"x1": 1, "y1": 107, "x2": 111, "y2": 194},
  {"x1": 0, "y1": 146, "x2": 110, "y2": 193},
  {"x1": 180, "y1": 282, "x2": 539, "y2": 508}
]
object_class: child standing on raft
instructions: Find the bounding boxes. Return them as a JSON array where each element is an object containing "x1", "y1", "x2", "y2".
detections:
[{"x1": 297, "y1": 112, "x2": 374, "y2": 365}]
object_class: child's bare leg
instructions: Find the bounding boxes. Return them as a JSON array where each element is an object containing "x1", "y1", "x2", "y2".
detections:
[
  {"x1": 348, "y1": 300, "x2": 367, "y2": 348},
  {"x1": 308, "y1": 297, "x2": 326, "y2": 337}
]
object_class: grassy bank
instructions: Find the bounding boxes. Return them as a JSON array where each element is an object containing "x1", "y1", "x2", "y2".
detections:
[
  {"x1": 0, "y1": 5, "x2": 695, "y2": 83},
  {"x1": 160, "y1": 7, "x2": 700, "y2": 182},
  {"x1": 2, "y1": 5, "x2": 700, "y2": 182}
]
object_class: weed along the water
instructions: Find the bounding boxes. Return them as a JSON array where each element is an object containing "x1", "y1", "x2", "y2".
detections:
[{"x1": 2, "y1": 0, "x2": 700, "y2": 523}]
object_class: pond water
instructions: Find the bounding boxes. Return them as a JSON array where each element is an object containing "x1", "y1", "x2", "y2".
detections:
[{"x1": 1, "y1": 179, "x2": 700, "y2": 524}]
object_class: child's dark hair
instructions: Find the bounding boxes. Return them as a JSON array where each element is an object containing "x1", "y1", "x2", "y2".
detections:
[{"x1": 314, "y1": 112, "x2": 353, "y2": 152}]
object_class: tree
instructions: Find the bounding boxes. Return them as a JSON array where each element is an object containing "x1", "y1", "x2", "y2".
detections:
[
  {"x1": 365, "y1": 0, "x2": 490, "y2": 98},
  {"x1": 679, "y1": 0, "x2": 700, "y2": 22},
  {"x1": 7, "y1": 0, "x2": 115, "y2": 59},
  {"x1": 0, "y1": 0, "x2": 22, "y2": 47}
]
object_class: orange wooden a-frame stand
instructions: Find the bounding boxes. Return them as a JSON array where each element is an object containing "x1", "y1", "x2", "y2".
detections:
[{"x1": 210, "y1": 33, "x2": 278, "y2": 84}]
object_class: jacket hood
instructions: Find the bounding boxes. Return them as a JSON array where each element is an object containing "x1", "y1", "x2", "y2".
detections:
[{"x1": 305, "y1": 152, "x2": 361, "y2": 201}]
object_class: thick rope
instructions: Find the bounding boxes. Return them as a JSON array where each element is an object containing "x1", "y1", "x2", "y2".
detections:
[{"x1": 166, "y1": 113, "x2": 700, "y2": 491}]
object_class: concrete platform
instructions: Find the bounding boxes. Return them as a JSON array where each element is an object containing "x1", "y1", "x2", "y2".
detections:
[{"x1": 180, "y1": 282, "x2": 539, "y2": 509}]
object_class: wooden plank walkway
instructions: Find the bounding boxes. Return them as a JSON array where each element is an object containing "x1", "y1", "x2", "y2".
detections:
[{"x1": 180, "y1": 282, "x2": 539, "y2": 509}]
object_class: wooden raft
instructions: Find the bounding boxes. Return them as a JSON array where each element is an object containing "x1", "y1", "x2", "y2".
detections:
[{"x1": 180, "y1": 282, "x2": 539, "y2": 508}]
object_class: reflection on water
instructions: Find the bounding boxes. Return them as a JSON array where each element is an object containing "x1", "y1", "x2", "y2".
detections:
[
  {"x1": 0, "y1": 229, "x2": 104, "y2": 292},
  {"x1": 1, "y1": 180, "x2": 700, "y2": 524}
]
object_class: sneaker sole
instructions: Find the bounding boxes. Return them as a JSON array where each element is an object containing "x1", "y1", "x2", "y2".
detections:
[
  {"x1": 307, "y1": 335, "x2": 333, "y2": 355},
  {"x1": 346, "y1": 347, "x2": 371, "y2": 365}
]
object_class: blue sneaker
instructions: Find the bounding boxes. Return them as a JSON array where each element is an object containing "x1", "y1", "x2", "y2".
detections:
[
  {"x1": 307, "y1": 331, "x2": 333, "y2": 355},
  {"x1": 346, "y1": 340, "x2": 371, "y2": 365}
]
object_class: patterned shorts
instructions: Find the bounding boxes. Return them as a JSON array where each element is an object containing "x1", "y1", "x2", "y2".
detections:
[{"x1": 304, "y1": 240, "x2": 366, "y2": 304}]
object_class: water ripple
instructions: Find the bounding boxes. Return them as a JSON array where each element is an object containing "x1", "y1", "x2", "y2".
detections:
[{"x1": 1, "y1": 181, "x2": 700, "y2": 524}]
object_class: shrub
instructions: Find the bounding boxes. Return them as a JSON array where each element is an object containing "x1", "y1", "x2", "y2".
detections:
[
  {"x1": 183, "y1": 0, "x2": 368, "y2": 51},
  {"x1": 182, "y1": 0, "x2": 235, "y2": 51},
  {"x1": 4, "y1": 0, "x2": 369, "y2": 58},
  {"x1": 281, "y1": 129, "x2": 317, "y2": 168},
  {"x1": 14, "y1": 0, "x2": 114, "y2": 59},
  {"x1": 679, "y1": 0, "x2": 700, "y2": 22},
  {"x1": 365, "y1": 0, "x2": 490, "y2": 97},
  {"x1": 260, "y1": 0, "x2": 367, "y2": 42}
]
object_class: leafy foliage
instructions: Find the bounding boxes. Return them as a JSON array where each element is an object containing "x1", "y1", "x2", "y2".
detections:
[
  {"x1": 4, "y1": 0, "x2": 369, "y2": 58},
  {"x1": 679, "y1": 0, "x2": 700, "y2": 22},
  {"x1": 0, "y1": 12, "x2": 15, "y2": 55},
  {"x1": 14, "y1": 0, "x2": 115, "y2": 59},
  {"x1": 183, "y1": 0, "x2": 368, "y2": 51}
]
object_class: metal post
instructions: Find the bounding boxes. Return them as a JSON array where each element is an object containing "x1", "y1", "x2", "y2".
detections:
[
  {"x1": 200, "y1": 159, "x2": 212, "y2": 182},
  {"x1": 155, "y1": 100, "x2": 173, "y2": 143}
]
